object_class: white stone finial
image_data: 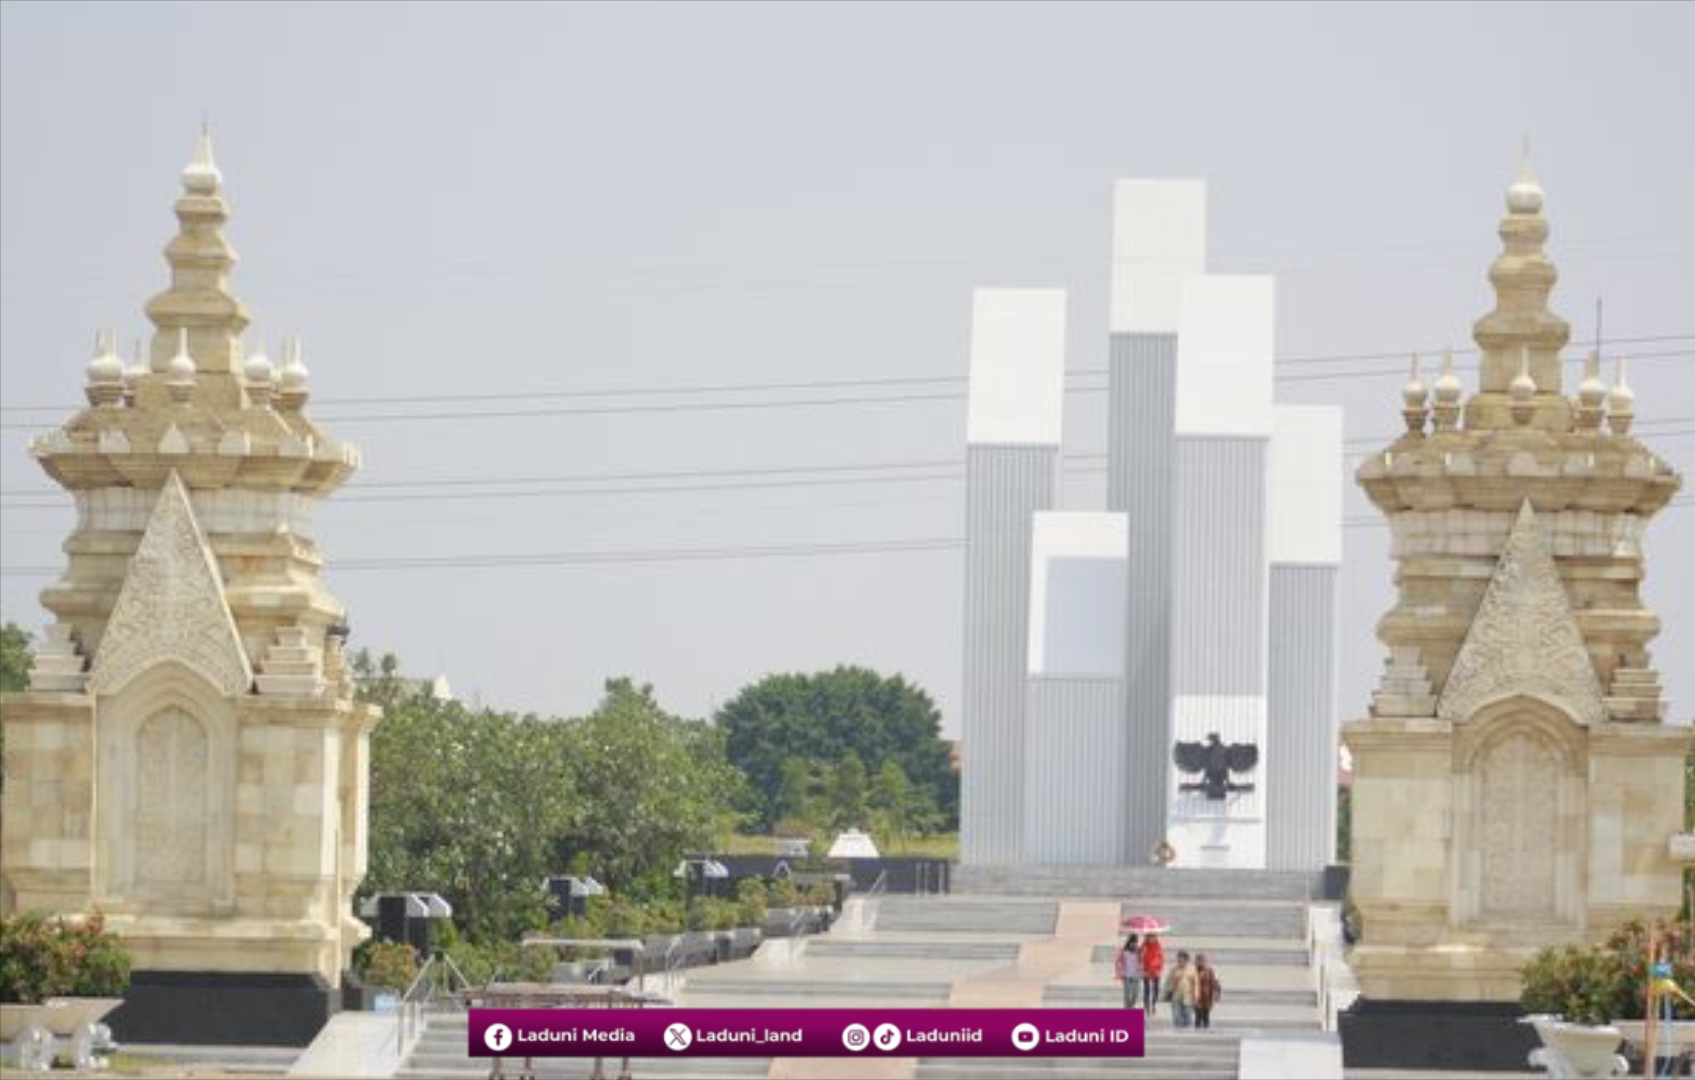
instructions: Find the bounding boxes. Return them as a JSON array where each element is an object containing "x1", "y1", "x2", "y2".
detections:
[
  {"x1": 166, "y1": 326, "x2": 197, "y2": 404},
  {"x1": 244, "y1": 335, "x2": 276, "y2": 409},
  {"x1": 182, "y1": 121, "x2": 222, "y2": 194},
  {"x1": 85, "y1": 328, "x2": 126, "y2": 407},
  {"x1": 1507, "y1": 139, "x2": 1544, "y2": 214},
  {"x1": 1401, "y1": 353, "x2": 1429, "y2": 435},
  {"x1": 124, "y1": 337, "x2": 146, "y2": 404},
  {"x1": 86, "y1": 328, "x2": 124, "y2": 382},
  {"x1": 1608, "y1": 355, "x2": 1635, "y2": 435},
  {"x1": 1434, "y1": 348, "x2": 1462, "y2": 401},
  {"x1": 277, "y1": 335, "x2": 311, "y2": 410},
  {"x1": 1431, "y1": 348, "x2": 1463, "y2": 433},
  {"x1": 1509, "y1": 346, "x2": 1537, "y2": 426}
]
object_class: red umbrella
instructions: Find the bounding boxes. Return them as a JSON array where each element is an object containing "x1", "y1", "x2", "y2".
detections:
[{"x1": 1120, "y1": 915, "x2": 1170, "y2": 934}]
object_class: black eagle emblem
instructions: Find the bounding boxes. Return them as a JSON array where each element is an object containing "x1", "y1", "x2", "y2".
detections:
[{"x1": 1174, "y1": 732, "x2": 1259, "y2": 800}]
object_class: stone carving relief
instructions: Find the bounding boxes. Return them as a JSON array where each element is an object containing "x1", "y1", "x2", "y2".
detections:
[
  {"x1": 89, "y1": 472, "x2": 251, "y2": 698},
  {"x1": 135, "y1": 709, "x2": 208, "y2": 890},
  {"x1": 1437, "y1": 501, "x2": 1605, "y2": 726},
  {"x1": 1478, "y1": 728, "x2": 1561, "y2": 919}
]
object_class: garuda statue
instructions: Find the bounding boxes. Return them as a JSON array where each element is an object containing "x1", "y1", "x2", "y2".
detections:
[{"x1": 1174, "y1": 732, "x2": 1259, "y2": 800}]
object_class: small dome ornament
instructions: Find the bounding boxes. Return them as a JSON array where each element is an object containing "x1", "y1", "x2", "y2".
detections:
[
  {"x1": 123, "y1": 338, "x2": 146, "y2": 406},
  {"x1": 84, "y1": 329, "x2": 126, "y2": 407},
  {"x1": 182, "y1": 122, "x2": 222, "y2": 195},
  {"x1": 1506, "y1": 144, "x2": 1544, "y2": 215},
  {"x1": 1401, "y1": 353, "x2": 1429, "y2": 436},
  {"x1": 166, "y1": 327, "x2": 197, "y2": 404},
  {"x1": 244, "y1": 336, "x2": 276, "y2": 410},
  {"x1": 1575, "y1": 349, "x2": 1607, "y2": 432},
  {"x1": 1509, "y1": 347, "x2": 1537, "y2": 427},
  {"x1": 1431, "y1": 349, "x2": 1463, "y2": 433},
  {"x1": 1607, "y1": 355, "x2": 1635, "y2": 437},
  {"x1": 277, "y1": 335, "x2": 311, "y2": 411}
]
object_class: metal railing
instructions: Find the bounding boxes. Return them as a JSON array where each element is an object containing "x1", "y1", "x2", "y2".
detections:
[{"x1": 396, "y1": 952, "x2": 474, "y2": 1056}]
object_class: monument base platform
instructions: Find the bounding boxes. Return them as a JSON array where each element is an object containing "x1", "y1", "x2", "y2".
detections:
[
  {"x1": 1339, "y1": 998, "x2": 1539, "y2": 1072},
  {"x1": 107, "y1": 970, "x2": 341, "y2": 1046}
]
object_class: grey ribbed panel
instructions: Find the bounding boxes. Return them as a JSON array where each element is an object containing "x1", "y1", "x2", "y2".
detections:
[
  {"x1": 1108, "y1": 333, "x2": 1176, "y2": 865},
  {"x1": 960, "y1": 444, "x2": 1058, "y2": 866},
  {"x1": 1266, "y1": 565, "x2": 1340, "y2": 871},
  {"x1": 1169, "y1": 437, "x2": 1269, "y2": 696},
  {"x1": 1024, "y1": 677, "x2": 1127, "y2": 865}
]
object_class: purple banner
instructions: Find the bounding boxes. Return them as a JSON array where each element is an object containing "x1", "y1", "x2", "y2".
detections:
[{"x1": 469, "y1": 1008, "x2": 1144, "y2": 1058}]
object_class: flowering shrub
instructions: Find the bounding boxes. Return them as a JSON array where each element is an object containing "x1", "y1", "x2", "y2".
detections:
[{"x1": 0, "y1": 911, "x2": 131, "y2": 1004}]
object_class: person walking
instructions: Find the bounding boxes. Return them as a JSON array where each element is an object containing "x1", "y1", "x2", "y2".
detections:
[
  {"x1": 1138, "y1": 933, "x2": 1164, "y2": 1015},
  {"x1": 1195, "y1": 953, "x2": 1222, "y2": 1030},
  {"x1": 1164, "y1": 950, "x2": 1199, "y2": 1030},
  {"x1": 1115, "y1": 933, "x2": 1143, "y2": 1008}
]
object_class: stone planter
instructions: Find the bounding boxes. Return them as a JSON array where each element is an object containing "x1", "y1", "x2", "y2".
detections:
[
  {"x1": 0, "y1": 1003, "x2": 50, "y2": 1043},
  {"x1": 1527, "y1": 1015, "x2": 1628, "y2": 1078}
]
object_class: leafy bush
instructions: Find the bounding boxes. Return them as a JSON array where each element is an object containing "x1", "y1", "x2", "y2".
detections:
[
  {"x1": 0, "y1": 911, "x2": 131, "y2": 1004},
  {"x1": 1521, "y1": 918, "x2": 1695, "y2": 1025},
  {"x1": 355, "y1": 939, "x2": 421, "y2": 992}
]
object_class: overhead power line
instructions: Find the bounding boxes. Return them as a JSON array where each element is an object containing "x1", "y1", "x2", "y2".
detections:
[
  {"x1": 2, "y1": 333, "x2": 1690, "y2": 422},
  {"x1": 4, "y1": 497, "x2": 1690, "y2": 578}
]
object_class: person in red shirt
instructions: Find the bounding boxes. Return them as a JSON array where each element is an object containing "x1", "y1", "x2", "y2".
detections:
[{"x1": 1138, "y1": 933, "x2": 1165, "y2": 1015}]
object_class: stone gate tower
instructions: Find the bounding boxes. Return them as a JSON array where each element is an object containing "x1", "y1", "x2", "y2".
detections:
[
  {"x1": 0, "y1": 131, "x2": 378, "y2": 1043},
  {"x1": 1344, "y1": 157, "x2": 1686, "y2": 1010}
]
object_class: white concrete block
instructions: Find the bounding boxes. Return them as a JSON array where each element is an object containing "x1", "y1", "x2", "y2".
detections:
[
  {"x1": 966, "y1": 288, "x2": 1067, "y2": 446},
  {"x1": 1110, "y1": 179, "x2": 1207, "y2": 334}
]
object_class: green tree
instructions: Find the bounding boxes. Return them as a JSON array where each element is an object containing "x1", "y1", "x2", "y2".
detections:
[
  {"x1": 362, "y1": 694, "x2": 574, "y2": 943},
  {"x1": 825, "y1": 755, "x2": 869, "y2": 830},
  {"x1": 717, "y1": 667, "x2": 956, "y2": 831},
  {"x1": 0, "y1": 624, "x2": 29, "y2": 693},
  {"x1": 0, "y1": 622, "x2": 30, "y2": 795},
  {"x1": 555, "y1": 679, "x2": 746, "y2": 893}
]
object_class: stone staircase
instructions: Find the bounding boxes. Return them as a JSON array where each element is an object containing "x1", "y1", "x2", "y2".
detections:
[
  {"x1": 952, "y1": 865, "x2": 1322, "y2": 901},
  {"x1": 871, "y1": 896, "x2": 1059, "y2": 935},
  {"x1": 396, "y1": 1011, "x2": 770, "y2": 1079},
  {"x1": 914, "y1": 1032, "x2": 1242, "y2": 1080}
]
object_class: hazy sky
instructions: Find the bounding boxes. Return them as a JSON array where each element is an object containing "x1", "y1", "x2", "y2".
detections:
[{"x1": 2, "y1": 2, "x2": 1691, "y2": 734}]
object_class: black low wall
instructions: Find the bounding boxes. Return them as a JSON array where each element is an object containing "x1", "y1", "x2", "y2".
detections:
[
  {"x1": 1339, "y1": 998, "x2": 1540, "y2": 1072},
  {"x1": 107, "y1": 971, "x2": 339, "y2": 1047}
]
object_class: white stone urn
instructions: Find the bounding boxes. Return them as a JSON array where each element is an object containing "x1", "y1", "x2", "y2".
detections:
[{"x1": 1526, "y1": 1015, "x2": 1628, "y2": 1079}]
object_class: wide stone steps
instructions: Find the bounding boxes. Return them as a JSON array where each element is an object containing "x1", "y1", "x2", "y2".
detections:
[
  {"x1": 1043, "y1": 983, "x2": 1318, "y2": 1008},
  {"x1": 805, "y1": 939, "x2": 1022, "y2": 962},
  {"x1": 1088, "y1": 943, "x2": 1307, "y2": 967},
  {"x1": 915, "y1": 1034, "x2": 1241, "y2": 1080},
  {"x1": 1114, "y1": 901, "x2": 1308, "y2": 939},
  {"x1": 873, "y1": 898, "x2": 1059, "y2": 935},
  {"x1": 952, "y1": 866, "x2": 1321, "y2": 901}
]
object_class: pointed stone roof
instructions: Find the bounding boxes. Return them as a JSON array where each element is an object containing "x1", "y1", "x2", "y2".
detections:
[
  {"x1": 1437, "y1": 501, "x2": 1605, "y2": 726},
  {"x1": 143, "y1": 125, "x2": 250, "y2": 376},
  {"x1": 89, "y1": 472, "x2": 252, "y2": 697},
  {"x1": 1469, "y1": 146, "x2": 1572, "y2": 408}
]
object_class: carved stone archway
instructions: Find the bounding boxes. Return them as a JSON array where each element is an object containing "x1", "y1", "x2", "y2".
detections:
[{"x1": 1451, "y1": 696, "x2": 1587, "y2": 935}]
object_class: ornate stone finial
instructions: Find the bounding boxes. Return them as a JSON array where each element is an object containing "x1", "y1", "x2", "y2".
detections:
[
  {"x1": 1509, "y1": 346, "x2": 1537, "y2": 426},
  {"x1": 123, "y1": 337, "x2": 146, "y2": 405},
  {"x1": 182, "y1": 121, "x2": 222, "y2": 195},
  {"x1": 1401, "y1": 353, "x2": 1429, "y2": 436},
  {"x1": 1469, "y1": 149, "x2": 1571, "y2": 416},
  {"x1": 277, "y1": 335, "x2": 311, "y2": 412},
  {"x1": 145, "y1": 125, "x2": 249, "y2": 374},
  {"x1": 1506, "y1": 140, "x2": 1543, "y2": 214},
  {"x1": 1575, "y1": 349, "x2": 1607, "y2": 432},
  {"x1": 1607, "y1": 355, "x2": 1635, "y2": 436},
  {"x1": 243, "y1": 335, "x2": 276, "y2": 409},
  {"x1": 85, "y1": 329, "x2": 126, "y2": 407},
  {"x1": 166, "y1": 326, "x2": 197, "y2": 404},
  {"x1": 1431, "y1": 349, "x2": 1464, "y2": 433}
]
